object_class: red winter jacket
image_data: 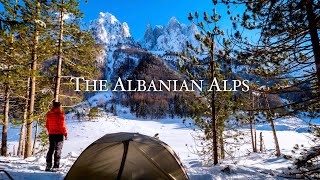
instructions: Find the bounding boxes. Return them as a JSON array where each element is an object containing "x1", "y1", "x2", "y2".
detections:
[{"x1": 46, "y1": 108, "x2": 67, "y2": 136}]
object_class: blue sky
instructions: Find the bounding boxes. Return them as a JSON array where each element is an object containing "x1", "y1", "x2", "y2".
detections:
[
  {"x1": 79, "y1": 0, "x2": 231, "y2": 40},
  {"x1": 0, "y1": 0, "x2": 248, "y2": 40}
]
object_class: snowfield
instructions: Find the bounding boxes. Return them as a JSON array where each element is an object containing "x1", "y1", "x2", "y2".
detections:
[{"x1": 0, "y1": 107, "x2": 318, "y2": 180}]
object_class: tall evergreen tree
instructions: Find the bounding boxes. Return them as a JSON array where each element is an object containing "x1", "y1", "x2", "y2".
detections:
[
  {"x1": 0, "y1": 0, "x2": 23, "y2": 156},
  {"x1": 179, "y1": 9, "x2": 236, "y2": 165},
  {"x1": 23, "y1": 0, "x2": 41, "y2": 158},
  {"x1": 18, "y1": 0, "x2": 54, "y2": 158},
  {"x1": 49, "y1": 0, "x2": 99, "y2": 104}
]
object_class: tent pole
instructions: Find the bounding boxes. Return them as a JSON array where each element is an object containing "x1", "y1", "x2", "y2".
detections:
[{"x1": 117, "y1": 140, "x2": 129, "y2": 180}]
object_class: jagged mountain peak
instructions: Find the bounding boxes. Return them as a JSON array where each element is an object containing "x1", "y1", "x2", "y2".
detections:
[
  {"x1": 98, "y1": 12, "x2": 119, "y2": 25},
  {"x1": 167, "y1": 17, "x2": 179, "y2": 26},
  {"x1": 189, "y1": 23, "x2": 198, "y2": 32},
  {"x1": 167, "y1": 17, "x2": 182, "y2": 32},
  {"x1": 155, "y1": 25, "x2": 164, "y2": 29},
  {"x1": 139, "y1": 17, "x2": 200, "y2": 53},
  {"x1": 169, "y1": 16, "x2": 178, "y2": 22},
  {"x1": 90, "y1": 12, "x2": 133, "y2": 49},
  {"x1": 144, "y1": 23, "x2": 153, "y2": 36},
  {"x1": 122, "y1": 22, "x2": 131, "y2": 38},
  {"x1": 146, "y1": 23, "x2": 152, "y2": 29}
]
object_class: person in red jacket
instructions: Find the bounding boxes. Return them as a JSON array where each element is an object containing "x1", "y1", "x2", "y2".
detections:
[{"x1": 45, "y1": 102, "x2": 67, "y2": 171}]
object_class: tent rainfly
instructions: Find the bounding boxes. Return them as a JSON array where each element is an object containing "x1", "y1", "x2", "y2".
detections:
[{"x1": 65, "y1": 132, "x2": 189, "y2": 180}]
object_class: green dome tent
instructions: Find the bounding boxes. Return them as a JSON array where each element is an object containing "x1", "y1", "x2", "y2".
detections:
[{"x1": 65, "y1": 132, "x2": 189, "y2": 180}]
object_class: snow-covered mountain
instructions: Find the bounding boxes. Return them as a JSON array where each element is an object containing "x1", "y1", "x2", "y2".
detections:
[
  {"x1": 90, "y1": 12, "x2": 142, "y2": 81},
  {"x1": 139, "y1": 17, "x2": 200, "y2": 53},
  {"x1": 90, "y1": 12, "x2": 137, "y2": 50},
  {"x1": 89, "y1": 13, "x2": 203, "y2": 83}
]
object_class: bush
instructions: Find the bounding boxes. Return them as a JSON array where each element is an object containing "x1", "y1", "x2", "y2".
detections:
[{"x1": 88, "y1": 107, "x2": 101, "y2": 121}]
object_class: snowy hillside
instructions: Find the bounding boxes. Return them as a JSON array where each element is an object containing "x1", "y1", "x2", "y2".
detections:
[
  {"x1": 1, "y1": 102, "x2": 318, "y2": 179},
  {"x1": 139, "y1": 17, "x2": 200, "y2": 53}
]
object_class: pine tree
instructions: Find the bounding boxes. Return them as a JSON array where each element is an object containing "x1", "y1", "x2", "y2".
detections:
[
  {"x1": 53, "y1": 0, "x2": 65, "y2": 102},
  {"x1": 179, "y1": 9, "x2": 236, "y2": 165},
  {"x1": 0, "y1": 0, "x2": 24, "y2": 156},
  {"x1": 219, "y1": 0, "x2": 320, "y2": 157},
  {"x1": 49, "y1": 0, "x2": 99, "y2": 103},
  {"x1": 88, "y1": 107, "x2": 101, "y2": 121},
  {"x1": 19, "y1": 0, "x2": 53, "y2": 158},
  {"x1": 0, "y1": 0, "x2": 98, "y2": 158},
  {"x1": 225, "y1": 0, "x2": 320, "y2": 116},
  {"x1": 249, "y1": 92, "x2": 257, "y2": 153},
  {"x1": 24, "y1": 0, "x2": 40, "y2": 158}
]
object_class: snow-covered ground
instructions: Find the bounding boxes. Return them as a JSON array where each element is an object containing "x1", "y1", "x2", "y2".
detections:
[{"x1": 0, "y1": 106, "x2": 318, "y2": 179}]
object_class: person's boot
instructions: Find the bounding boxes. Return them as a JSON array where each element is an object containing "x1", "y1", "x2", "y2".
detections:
[
  {"x1": 52, "y1": 162, "x2": 60, "y2": 172},
  {"x1": 45, "y1": 163, "x2": 52, "y2": 172}
]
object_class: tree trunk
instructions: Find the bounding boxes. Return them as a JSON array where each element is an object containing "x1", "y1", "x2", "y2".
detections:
[
  {"x1": 253, "y1": 120, "x2": 258, "y2": 152},
  {"x1": 250, "y1": 93, "x2": 257, "y2": 153},
  {"x1": 17, "y1": 124, "x2": 25, "y2": 156},
  {"x1": 12, "y1": 145, "x2": 16, "y2": 156},
  {"x1": 25, "y1": 1, "x2": 40, "y2": 159},
  {"x1": 22, "y1": 137, "x2": 25, "y2": 156},
  {"x1": 1, "y1": 83, "x2": 10, "y2": 156},
  {"x1": 219, "y1": 127, "x2": 225, "y2": 159},
  {"x1": 210, "y1": 35, "x2": 218, "y2": 165},
  {"x1": 260, "y1": 132, "x2": 264, "y2": 152},
  {"x1": 249, "y1": 120, "x2": 256, "y2": 153},
  {"x1": 305, "y1": 0, "x2": 320, "y2": 88},
  {"x1": 31, "y1": 121, "x2": 38, "y2": 155},
  {"x1": 264, "y1": 94, "x2": 281, "y2": 157},
  {"x1": 270, "y1": 118, "x2": 281, "y2": 157},
  {"x1": 54, "y1": 0, "x2": 64, "y2": 102},
  {"x1": 18, "y1": 78, "x2": 30, "y2": 157},
  {"x1": 253, "y1": 119, "x2": 257, "y2": 153},
  {"x1": 253, "y1": 95, "x2": 257, "y2": 152}
]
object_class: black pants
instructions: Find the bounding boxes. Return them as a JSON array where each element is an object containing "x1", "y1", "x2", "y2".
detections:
[{"x1": 46, "y1": 134, "x2": 64, "y2": 168}]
